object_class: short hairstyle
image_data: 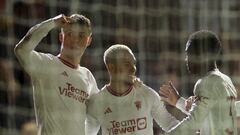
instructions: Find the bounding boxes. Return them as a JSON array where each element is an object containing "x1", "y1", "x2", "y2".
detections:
[
  {"x1": 103, "y1": 44, "x2": 134, "y2": 65},
  {"x1": 62, "y1": 14, "x2": 92, "y2": 36},
  {"x1": 186, "y1": 30, "x2": 222, "y2": 59}
]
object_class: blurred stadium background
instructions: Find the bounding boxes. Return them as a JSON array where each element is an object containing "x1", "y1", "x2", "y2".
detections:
[{"x1": 1, "y1": 0, "x2": 240, "y2": 134}]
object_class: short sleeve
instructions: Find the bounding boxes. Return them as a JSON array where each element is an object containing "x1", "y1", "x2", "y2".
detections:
[
  {"x1": 86, "y1": 96, "x2": 101, "y2": 135},
  {"x1": 23, "y1": 51, "x2": 52, "y2": 76}
]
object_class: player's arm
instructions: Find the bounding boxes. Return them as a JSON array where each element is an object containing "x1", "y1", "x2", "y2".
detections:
[
  {"x1": 162, "y1": 82, "x2": 218, "y2": 135},
  {"x1": 85, "y1": 114, "x2": 100, "y2": 135},
  {"x1": 159, "y1": 81, "x2": 192, "y2": 115},
  {"x1": 152, "y1": 97, "x2": 181, "y2": 132},
  {"x1": 149, "y1": 86, "x2": 180, "y2": 132},
  {"x1": 167, "y1": 96, "x2": 217, "y2": 134},
  {"x1": 86, "y1": 97, "x2": 100, "y2": 135},
  {"x1": 14, "y1": 14, "x2": 70, "y2": 67}
]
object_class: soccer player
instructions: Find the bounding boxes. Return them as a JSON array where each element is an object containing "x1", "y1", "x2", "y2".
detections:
[
  {"x1": 86, "y1": 44, "x2": 180, "y2": 135},
  {"x1": 159, "y1": 30, "x2": 237, "y2": 135},
  {"x1": 14, "y1": 14, "x2": 99, "y2": 135}
]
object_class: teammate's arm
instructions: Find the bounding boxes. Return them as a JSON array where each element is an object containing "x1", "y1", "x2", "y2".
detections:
[
  {"x1": 159, "y1": 81, "x2": 192, "y2": 115},
  {"x1": 160, "y1": 82, "x2": 218, "y2": 134},
  {"x1": 14, "y1": 14, "x2": 69, "y2": 67},
  {"x1": 86, "y1": 97, "x2": 100, "y2": 135},
  {"x1": 167, "y1": 96, "x2": 217, "y2": 134},
  {"x1": 85, "y1": 114, "x2": 100, "y2": 135}
]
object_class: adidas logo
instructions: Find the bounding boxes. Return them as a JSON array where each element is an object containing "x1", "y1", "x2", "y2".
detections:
[
  {"x1": 104, "y1": 107, "x2": 112, "y2": 115},
  {"x1": 61, "y1": 71, "x2": 68, "y2": 77}
]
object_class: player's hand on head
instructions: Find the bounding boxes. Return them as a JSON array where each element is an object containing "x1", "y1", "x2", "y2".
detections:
[
  {"x1": 159, "y1": 81, "x2": 180, "y2": 106},
  {"x1": 52, "y1": 14, "x2": 72, "y2": 28}
]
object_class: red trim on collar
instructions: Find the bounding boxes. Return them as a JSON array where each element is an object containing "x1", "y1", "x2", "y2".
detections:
[
  {"x1": 58, "y1": 56, "x2": 78, "y2": 69},
  {"x1": 106, "y1": 85, "x2": 133, "y2": 97}
]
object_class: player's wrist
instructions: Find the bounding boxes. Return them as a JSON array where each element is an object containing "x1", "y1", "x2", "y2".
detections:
[{"x1": 173, "y1": 95, "x2": 180, "y2": 106}]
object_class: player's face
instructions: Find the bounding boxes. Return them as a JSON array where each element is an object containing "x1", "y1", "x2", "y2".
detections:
[
  {"x1": 62, "y1": 24, "x2": 91, "y2": 49},
  {"x1": 113, "y1": 52, "x2": 136, "y2": 85}
]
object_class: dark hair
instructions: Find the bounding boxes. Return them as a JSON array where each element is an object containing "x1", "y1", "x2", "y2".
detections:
[
  {"x1": 187, "y1": 30, "x2": 221, "y2": 58},
  {"x1": 69, "y1": 14, "x2": 92, "y2": 35}
]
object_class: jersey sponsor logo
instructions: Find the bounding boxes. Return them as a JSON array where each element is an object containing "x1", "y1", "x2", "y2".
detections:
[
  {"x1": 136, "y1": 117, "x2": 147, "y2": 130},
  {"x1": 107, "y1": 117, "x2": 147, "y2": 134},
  {"x1": 61, "y1": 71, "x2": 68, "y2": 77},
  {"x1": 104, "y1": 107, "x2": 112, "y2": 115},
  {"x1": 58, "y1": 82, "x2": 89, "y2": 103},
  {"x1": 134, "y1": 101, "x2": 141, "y2": 110}
]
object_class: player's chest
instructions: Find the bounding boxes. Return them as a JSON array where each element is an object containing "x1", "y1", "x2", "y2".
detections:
[
  {"x1": 44, "y1": 66, "x2": 89, "y2": 87},
  {"x1": 100, "y1": 97, "x2": 151, "y2": 120},
  {"x1": 44, "y1": 68, "x2": 91, "y2": 102},
  {"x1": 99, "y1": 98, "x2": 151, "y2": 134}
]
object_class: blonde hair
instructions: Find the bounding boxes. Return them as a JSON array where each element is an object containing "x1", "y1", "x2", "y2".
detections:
[{"x1": 103, "y1": 44, "x2": 134, "y2": 65}]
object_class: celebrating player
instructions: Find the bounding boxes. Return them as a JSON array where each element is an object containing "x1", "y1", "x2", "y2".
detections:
[
  {"x1": 14, "y1": 14, "x2": 99, "y2": 135},
  {"x1": 159, "y1": 30, "x2": 237, "y2": 135},
  {"x1": 86, "y1": 44, "x2": 181, "y2": 135}
]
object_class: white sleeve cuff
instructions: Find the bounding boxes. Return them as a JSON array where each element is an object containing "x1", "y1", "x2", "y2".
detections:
[{"x1": 176, "y1": 97, "x2": 190, "y2": 115}]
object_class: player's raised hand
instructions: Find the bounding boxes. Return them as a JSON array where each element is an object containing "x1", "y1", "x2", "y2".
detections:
[
  {"x1": 159, "y1": 81, "x2": 180, "y2": 106},
  {"x1": 52, "y1": 14, "x2": 72, "y2": 28}
]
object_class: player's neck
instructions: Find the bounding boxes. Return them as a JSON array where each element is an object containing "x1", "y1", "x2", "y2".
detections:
[
  {"x1": 58, "y1": 53, "x2": 81, "y2": 69},
  {"x1": 199, "y1": 62, "x2": 218, "y2": 77},
  {"x1": 108, "y1": 81, "x2": 133, "y2": 96}
]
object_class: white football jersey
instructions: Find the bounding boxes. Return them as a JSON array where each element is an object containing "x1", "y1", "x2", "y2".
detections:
[
  {"x1": 172, "y1": 69, "x2": 237, "y2": 135},
  {"x1": 15, "y1": 18, "x2": 99, "y2": 135},
  {"x1": 23, "y1": 52, "x2": 99, "y2": 135},
  {"x1": 86, "y1": 84, "x2": 179, "y2": 135}
]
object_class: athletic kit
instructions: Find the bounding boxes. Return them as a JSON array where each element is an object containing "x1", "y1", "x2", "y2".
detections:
[
  {"x1": 86, "y1": 84, "x2": 180, "y2": 135},
  {"x1": 16, "y1": 19, "x2": 99, "y2": 135},
  {"x1": 171, "y1": 69, "x2": 237, "y2": 135},
  {"x1": 16, "y1": 17, "x2": 238, "y2": 135}
]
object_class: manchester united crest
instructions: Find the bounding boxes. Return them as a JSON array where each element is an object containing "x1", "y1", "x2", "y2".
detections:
[{"x1": 134, "y1": 101, "x2": 142, "y2": 110}]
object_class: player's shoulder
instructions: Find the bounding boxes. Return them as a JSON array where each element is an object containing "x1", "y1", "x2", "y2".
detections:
[
  {"x1": 36, "y1": 52, "x2": 56, "y2": 60},
  {"x1": 79, "y1": 66, "x2": 91, "y2": 72},
  {"x1": 200, "y1": 69, "x2": 232, "y2": 89},
  {"x1": 32, "y1": 53, "x2": 58, "y2": 66},
  {"x1": 204, "y1": 69, "x2": 228, "y2": 81},
  {"x1": 197, "y1": 69, "x2": 235, "y2": 97},
  {"x1": 135, "y1": 84, "x2": 161, "y2": 104},
  {"x1": 79, "y1": 66, "x2": 94, "y2": 76},
  {"x1": 99, "y1": 86, "x2": 109, "y2": 96},
  {"x1": 137, "y1": 83, "x2": 159, "y2": 97},
  {"x1": 89, "y1": 86, "x2": 108, "y2": 100}
]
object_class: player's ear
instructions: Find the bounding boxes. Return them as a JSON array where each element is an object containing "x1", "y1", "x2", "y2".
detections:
[{"x1": 86, "y1": 36, "x2": 92, "y2": 47}]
